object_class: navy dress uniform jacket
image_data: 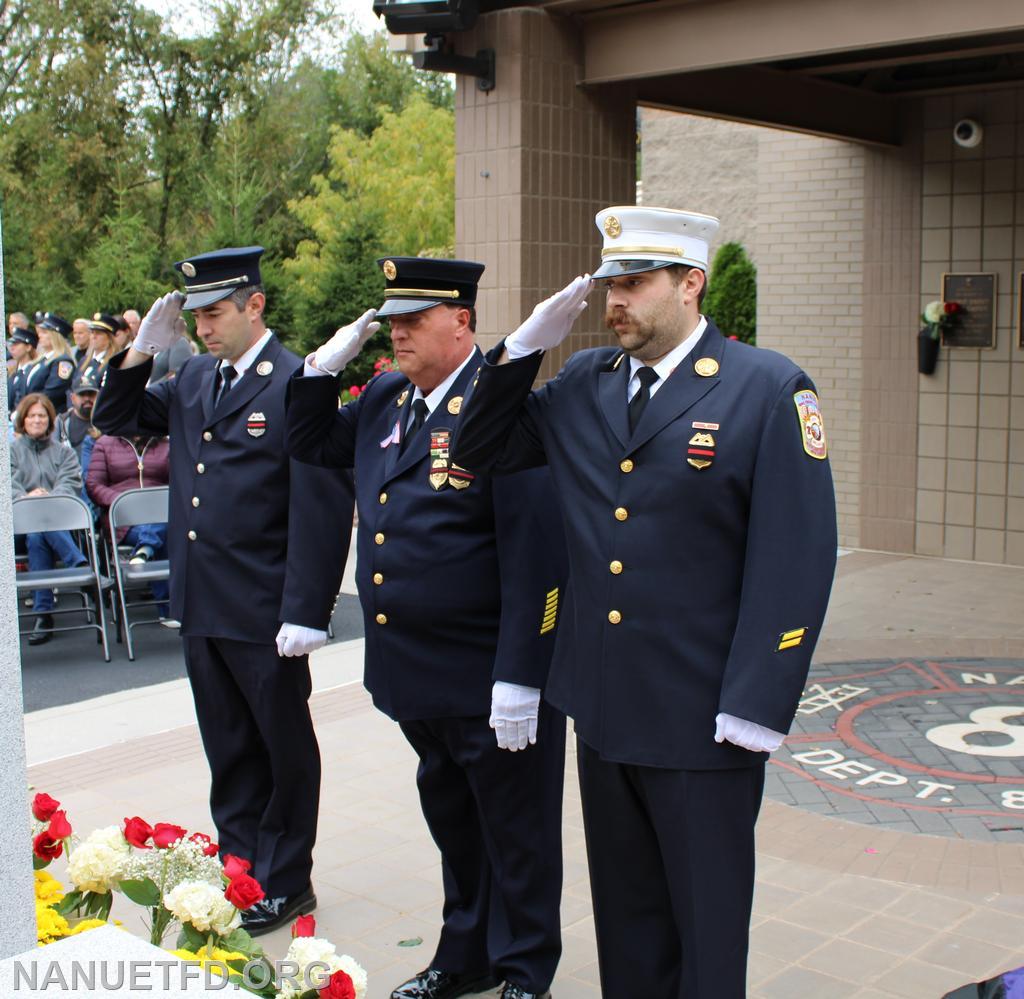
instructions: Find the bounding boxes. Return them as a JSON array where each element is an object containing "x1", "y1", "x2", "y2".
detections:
[
  {"x1": 285, "y1": 348, "x2": 567, "y2": 721},
  {"x1": 40, "y1": 354, "x2": 74, "y2": 413},
  {"x1": 451, "y1": 321, "x2": 838, "y2": 770},
  {"x1": 9, "y1": 359, "x2": 52, "y2": 412},
  {"x1": 92, "y1": 336, "x2": 352, "y2": 641}
]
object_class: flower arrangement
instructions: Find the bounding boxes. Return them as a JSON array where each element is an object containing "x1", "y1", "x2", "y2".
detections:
[
  {"x1": 29, "y1": 791, "x2": 366, "y2": 997},
  {"x1": 921, "y1": 299, "x2": 962, "y2": 340}
]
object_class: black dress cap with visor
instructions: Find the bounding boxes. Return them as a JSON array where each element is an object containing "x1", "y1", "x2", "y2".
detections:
[
  {"x1": 174, "y1": 246, "x2": 265, "y2": 311},
  {"x1": 376, "y1": 257, "x2": 485, "y2": 318},
  {"x1": 39, "y1": 313, "x2": 72, "y2": 338},
  {"x1": 10, "y1": 326, "x2": 38, "y2": 348}
]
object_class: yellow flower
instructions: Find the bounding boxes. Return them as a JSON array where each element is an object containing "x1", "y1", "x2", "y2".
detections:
[
  {"x1": 67, "y1": 919, "x2": 106, "y2": 936},
  {"x1": 35, "y1": 903, "x2": 69, "y2": 945},
  {"x1": 170, "y1": 945, "x2": 246, "y2": 974},
  {"x1": 33, "y1": 870, "x2": 65, "y2": 905}
]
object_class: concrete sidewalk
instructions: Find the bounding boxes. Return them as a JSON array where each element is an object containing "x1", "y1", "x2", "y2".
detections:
[{"x1": 25, "y1": 549, "x2": 1024, "y2": 998}]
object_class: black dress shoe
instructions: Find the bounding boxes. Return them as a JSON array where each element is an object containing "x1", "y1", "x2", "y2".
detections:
[
  {"x1": 500, "y1": 985, "x2": 550, "y2": 999},
  {"x1": 390, "y1": 967, "x2": 498, "y2": 999},
  {"x1": 240, "y1": 884, "x2": 316, "y2": 937},
  {"x1": 28, "y1": 615, "x2": 54, "y2": 646}
]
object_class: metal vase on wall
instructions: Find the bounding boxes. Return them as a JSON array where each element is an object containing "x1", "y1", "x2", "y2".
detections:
[{"x1": 918, "y1": 329, "x2": 940, "y2": 375}]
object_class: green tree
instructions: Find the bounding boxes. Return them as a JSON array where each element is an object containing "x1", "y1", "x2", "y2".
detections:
[
  {"x1": 703, "y1": 241, "x2": 756, "y2": 344},
  {"x1": 283, "y1": 95, "x2": 455, "y2": 379}
]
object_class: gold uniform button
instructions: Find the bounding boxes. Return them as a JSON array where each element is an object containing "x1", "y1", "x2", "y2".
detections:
[
  {"x1": 187, "y1": 530, "x2": 197, "y2": 541},
  {"x1": 610, "y1": 560, "x2": 623, "y2": 574},
  {"x1": 203, "y1": 431, "x2": 213, "y2": 442},
  {"x1": 373, "y1": 573, "x2": 384, "y2": 585},
  {"x1": 374, "y1": 532, "x2": 385, "y2": 545},
  {"x1": 620, "y1": 459, "x2": 634, "y2": 473},
  {"x1": 608, "y1": 610, "x2": 622, "y2": 624},
  {"x1": 379, "y1": 492, "x2": 388, "y2": 505},
  {"x1": 376, "y1": 613, "x2": 387, "y2": 625},
  {"x1": 614, "y1": 507, "x2": 629, "y2": 522},
  {"x1": 191, "y1": 497, "x2": 200, "y2": 508},
  {"x1": 196, "y1": 463, "x2": 205, "y2": 474}
]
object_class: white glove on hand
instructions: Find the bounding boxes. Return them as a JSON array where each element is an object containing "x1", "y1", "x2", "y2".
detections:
[
  {"x1": 311, "y1": 309, "x2": 380, "y2": 376},
  {"x1": 714, "y1": 712, "x2": 785, "y2": 753},
  {"x1": 134, "y1": 292, "x2": 186, "y2": 356},
  {"x1": 505, "y1": 275, "x2": 591, "y2": 360},
  {"x1": 489, "y1": 681, "x2": 542, "y2": 751},
  {"x1": 276, "y1": 623, "x2": 328, "y2": 658}
]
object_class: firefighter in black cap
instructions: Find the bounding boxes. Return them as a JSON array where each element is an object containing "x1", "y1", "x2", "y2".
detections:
[
  {"x1": 93, "y1": 245, "x2": 352, "y2": 935},
  {"x1": 285, "y1": 257, "x2": 566, "y2": 999},
  {"x1": 7, "y1": 325, "x2": 46, "y2": 415}
]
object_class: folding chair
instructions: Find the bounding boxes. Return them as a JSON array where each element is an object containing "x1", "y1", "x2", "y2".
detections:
[
  {"x1": 107, "y1": 486, "x2": 171, "y2": 662},
  {"x1": 13, "y1": 494, "x2": 112, "y2": 661}
]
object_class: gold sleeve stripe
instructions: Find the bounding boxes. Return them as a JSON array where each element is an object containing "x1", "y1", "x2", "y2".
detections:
[
  {"x1": 781, "y1": 628, "x2": 807, "y2": 642},
  {"x1": 540, "y1": 588, "x2": 559, "y2": 635},
  {"x1": 777, "y1": 637, "x2": 804, "y2": 651}
]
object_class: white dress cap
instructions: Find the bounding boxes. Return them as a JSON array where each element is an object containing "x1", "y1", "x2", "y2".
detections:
[{"x1": 592, "y1": 206, "x2": 720, "y2": 279}]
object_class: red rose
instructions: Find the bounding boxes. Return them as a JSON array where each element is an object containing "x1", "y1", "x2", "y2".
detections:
[
  {"x1": 189, "y1": 832, "x2": 219, "y2": 857},
  {"x1": 291, "y1": 914, "x2": 316, "y2": 938},
  {"x1": 348, "y1": 385, "x2": 362, "y2": 398},
  {"x1": 151, "y1": 823, "x2": 187, "y2": 849},
  {"x1": 224, "y1": 873, "x2": 264, "y2": 911},
  {"x1": 123, "y1": 816, "x2": 153, "y2": 848},
  {"x1": 222, "y1": 854, "x2": 251, "y2": 880},
  {"x1": 33, "y1": 832, "x2": 63, "y2": 862},
  {"x1": 32, "y1": 792, "x2": 60, "y2": 822},
  {"x1": 47, "y1": 810, "x2": 72, "y2": 841},
  {"x1": 944, "y1": 301, "x2": 961, "y2": 314},
  {"x1": 319, "y1": 969, "x2": 356, "y2": 999}
]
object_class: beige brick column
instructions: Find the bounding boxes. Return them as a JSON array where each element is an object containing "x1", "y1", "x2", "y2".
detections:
[{"x1": 454, "y1": 8, "x2": 636, "y2": 377}]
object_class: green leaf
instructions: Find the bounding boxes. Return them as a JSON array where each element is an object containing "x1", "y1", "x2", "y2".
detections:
[
  {"x1": 221, "y1": 926, "x2": 258, "y2": 956},
  {"x1": 53, "y1": 890, "x2": 83, "y2": 915},
  {"x1": 398, "y1": 936, "x2": 423, "y2": 947},
  {"x1": 118, "y1": 878, "x2": 161, "y2": 907},
  {"x1": 32, "y1": 854, "x2": 51, "y2": 870},
  {"x1": 177, "y1": 922, "x2": 206, "y2": 952}
]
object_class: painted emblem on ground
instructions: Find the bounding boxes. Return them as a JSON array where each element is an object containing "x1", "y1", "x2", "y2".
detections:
[{"x1": 766, "y1": 659, "x2": 1024, "y2": 841}]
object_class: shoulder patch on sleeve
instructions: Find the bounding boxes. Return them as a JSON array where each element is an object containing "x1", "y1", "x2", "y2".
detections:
[
  {"x1": 57, "y1": 361, "x2": 73, "y2": 380},
  {"x1": 793, "y1": 389, "x2": 827, "y2": 460}
]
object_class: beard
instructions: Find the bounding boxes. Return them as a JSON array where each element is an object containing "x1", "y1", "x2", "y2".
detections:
[{"x1": 606, "y1": 297, "x2": 683, "y2": 362}]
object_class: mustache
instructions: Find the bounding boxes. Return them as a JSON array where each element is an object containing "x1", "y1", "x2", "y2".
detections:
[{"x1": 605, "y1": 309, "x2": 633, "y2": 329}]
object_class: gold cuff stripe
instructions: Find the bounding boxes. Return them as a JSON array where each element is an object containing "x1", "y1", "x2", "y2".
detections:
[
  {"x1": 777, "y1": 638, "x2": 803, "y2": 651},
  {"x1": 384, "y1": 288, "x2": 461, "y2": 299},
  {"x1": 781, "y1": 628, "x2": 806, "y2": 641},
  {"x1": 540, "y1": 589, "x2": 559, "y2": 634},
  {"x1": 601, "y1": 245, "x2": 686, "y2": 258},
  {"x1": 184, "y1": 274, "x2": 251, "y2": 293}
]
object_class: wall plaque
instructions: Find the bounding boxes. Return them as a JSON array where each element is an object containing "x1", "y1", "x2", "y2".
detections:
[{"x1": 941, "y1": 272, "x2": 996, "y2": 349}]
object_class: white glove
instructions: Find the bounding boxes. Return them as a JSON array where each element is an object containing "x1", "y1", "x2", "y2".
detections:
[
  {"x1": 714, "y1": 712, "x2": 785, "y2": 753},
  {"x1": 489, "y1": 681, "x2": 541, "y2": 751},
  {"x1": 134, "y1": 292, "x2": 186, "y2": 356},
  {"x1": 505, "y1": 275, "x2": 591, "y2": 360},
  {"x1": 276, "y1": 623, "x2": 328, "y2": 658},
  {"x1": 311, "y1": 309, "x2": 380, "y2": 376}
]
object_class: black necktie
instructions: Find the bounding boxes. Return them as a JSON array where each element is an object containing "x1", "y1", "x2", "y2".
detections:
[
  {"x1": 215, "y1": 364, "x2": 236, "y2": 408},
  {"x1": 628, "y1": 366, "x2": 659, "y2": 434},
  {"x1": 401, "y1": 398, "x2": 429, "y2": 454}
]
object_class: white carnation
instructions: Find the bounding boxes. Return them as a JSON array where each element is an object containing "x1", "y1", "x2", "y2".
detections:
[
  {"x1": 279, "y1": 939, "x2": 366, "y2": 997},
  {"x1": 164, "y1": 881, "x2": 240, "y2": 934},
  {"x1": 924, "y1": 300, "x2": 944, "y2": 324},
  {"x1": 67, "y1": 826, "x2": 131, "y2": 893},
  {"x1": 333, "y1": 953, "x2": 368, "y2": 997}
]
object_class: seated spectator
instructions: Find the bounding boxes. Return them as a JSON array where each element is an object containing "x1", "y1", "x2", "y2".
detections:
[
  {"x1": 86, "y1": 431, "x2": 175, "y2": 627},
  {"x1": 71, "y1": 318, "x2": 91, "y2": 368},
  {"x1": 10, "y1": 393, "x2": 89, "y2": 646},
  {"x1": 56, "y1": 367, "x2": 103, "y2": 513}
]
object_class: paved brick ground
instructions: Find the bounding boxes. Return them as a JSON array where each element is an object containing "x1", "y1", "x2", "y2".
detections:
[{"x1": 25, "y1": 549, "x2": 1024, "y2": 997}]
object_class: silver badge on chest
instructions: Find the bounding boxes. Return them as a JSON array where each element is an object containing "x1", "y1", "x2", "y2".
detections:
[{"x1": 247, "y1": 412, "x2": 267, "y2": 437}]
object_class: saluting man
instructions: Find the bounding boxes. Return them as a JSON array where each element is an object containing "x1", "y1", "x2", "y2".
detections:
[
  {"x1": 451, "y1": 207, "x2": 838, "y2": 998},
  {"x1": 286, "y1": 258, "x2": 567, "y2": 999},
  {"x1": 92, "y1": 246, "x2": 353, "y2": 935}
]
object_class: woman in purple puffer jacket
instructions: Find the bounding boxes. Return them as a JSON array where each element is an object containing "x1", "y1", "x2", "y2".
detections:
[{"x1": 86, "y1": 433, "x2": 175, "y2": 626}]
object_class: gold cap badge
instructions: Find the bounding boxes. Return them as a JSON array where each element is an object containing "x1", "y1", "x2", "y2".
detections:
[
  {"x1": 181, "y1": 262, "x2": 197, "y2": 278},
  {"x1": 382, "y1": 260, "x2": 397, "y2": 280},
  {"x1": 604, "y1": 215, "x2": 622, "y2": 239},
  {"x1": 447, "y1": 396, "x2": 462, "y2": 415},
  {"x1": 256, "y1": 361, "x2": 273, "y2": 376},
  {"x1": 694, "y1": 357, "x2": 719, "y2": 377}
]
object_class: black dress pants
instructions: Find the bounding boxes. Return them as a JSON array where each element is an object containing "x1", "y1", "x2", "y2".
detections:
[
  {"x1": 185, "y1": 636, "x2": 320, "y2": 898},
  {"x1": 577, "y1": 737, "x2": 765, "y2": 999},
  {"x1": 399, "y1": 702, "x2": 566, "y2": 993}
]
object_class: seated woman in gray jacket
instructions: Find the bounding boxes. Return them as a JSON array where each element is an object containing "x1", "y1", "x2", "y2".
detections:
[{"x1": 10, "y1": 392, "x2": 88, "y2": 646}]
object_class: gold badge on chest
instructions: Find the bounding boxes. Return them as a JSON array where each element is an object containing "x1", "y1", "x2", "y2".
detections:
[
  {"x1": 447, "y1": 395, "x2": 462, "y2": 415},
  {"x1": 429, "y1": 429, "x2": 451, "y2": 490}
]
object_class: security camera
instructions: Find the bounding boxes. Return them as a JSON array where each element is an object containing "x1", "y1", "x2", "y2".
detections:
[{"x1": 953, "y1": 119, "x2": 983, "y2": 149}]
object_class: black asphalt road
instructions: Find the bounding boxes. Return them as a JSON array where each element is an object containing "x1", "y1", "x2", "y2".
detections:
[{"x1": 18, "y1": 592, "x2": 365, "y2": 713}]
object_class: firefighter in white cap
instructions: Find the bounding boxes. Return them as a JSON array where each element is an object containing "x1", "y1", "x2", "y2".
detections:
[{"x1": 452, "y1": 206, "x2": 838, "y2": 998}]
